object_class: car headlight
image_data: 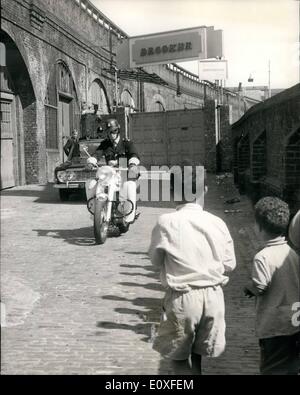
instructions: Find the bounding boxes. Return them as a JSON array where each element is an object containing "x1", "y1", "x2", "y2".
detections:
[
  {"x1": 66, "y1": 171, "x2": 76, "y2": 181},
  {"x1": 57, "y1": 171, "x2": 67, "y2": 182},
  {"x1": 57, "y1": 171, "x2": 76, "y2": 183},
  {"x1": 96, "y1": 166, "x2": 114, "y2": 185}
]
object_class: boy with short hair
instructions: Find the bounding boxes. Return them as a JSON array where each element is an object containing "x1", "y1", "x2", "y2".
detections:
[
  {"x1": 149, "y1": 167, "x2": 236, "y2": 375},
  {"x1": 244, "y1": 197, "x2": 300, "y2": 375}
]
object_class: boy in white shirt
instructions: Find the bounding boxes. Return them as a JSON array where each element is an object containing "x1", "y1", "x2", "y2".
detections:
[
  {"x1": 244, "y1": 197, "x2": 300, "y2": 375},
  {"x1": 148, "y1": 168, "x2": 236, "y2": 374}
]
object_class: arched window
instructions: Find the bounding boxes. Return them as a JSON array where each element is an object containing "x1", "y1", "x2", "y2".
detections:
[{"x1": 89, "y1": 79, "x2": 110, "y2": 114}]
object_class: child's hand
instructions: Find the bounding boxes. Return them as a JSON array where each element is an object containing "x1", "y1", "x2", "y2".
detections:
[{"x1": 244, "y1": 287, "x2": 255, "y2": 298}]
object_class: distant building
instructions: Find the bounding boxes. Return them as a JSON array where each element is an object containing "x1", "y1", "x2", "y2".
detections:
[
  {"x1": 228, "y1": 85, "x2": 286, "y2": 102},
  {"x1": 227, "y1": 85, "x2": 269, "y2": 101}
]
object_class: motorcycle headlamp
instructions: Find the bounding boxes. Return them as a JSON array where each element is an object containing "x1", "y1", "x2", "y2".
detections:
[
  {"x1": 96, "y1": 166, "x2": 114, "y2": 185},
  {"x1": 57, "y1": 171, "x2": 76, "y2": 183},
  {"x1": 116, "y1": 200, "x2": 134, "y2": 216}
]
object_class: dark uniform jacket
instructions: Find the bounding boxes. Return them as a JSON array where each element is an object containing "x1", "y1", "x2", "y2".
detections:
[
  {"x1": 96, "y1": 138, "x2": 139, "y2": 164},
  {"x1": 63, "y1": 137, "x2": 80, "y2": 159}
]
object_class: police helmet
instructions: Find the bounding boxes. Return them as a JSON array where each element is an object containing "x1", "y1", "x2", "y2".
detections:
[{"x1": 106, "y1": 118, "x2": 120, "y2": 134}]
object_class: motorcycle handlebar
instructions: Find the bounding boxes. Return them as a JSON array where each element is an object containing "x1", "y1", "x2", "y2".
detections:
[{"x1": 86, "y1": 163, "x2": 129, "y2": 171}]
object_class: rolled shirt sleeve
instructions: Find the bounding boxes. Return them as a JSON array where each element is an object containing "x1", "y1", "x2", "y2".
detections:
[
  {"x1": 247, "y1": 256, "x2": 271, "y2": 296},
  {"x1": 148, "y1": 221, "x2": 166, "y2": 268}
]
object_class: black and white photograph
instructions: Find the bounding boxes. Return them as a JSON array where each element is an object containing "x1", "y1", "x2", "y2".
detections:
[{"x1": 1, "y1": 0, "x2": 299, "y2": 378}]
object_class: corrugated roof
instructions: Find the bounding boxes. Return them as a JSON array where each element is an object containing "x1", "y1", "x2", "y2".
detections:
[
  {"x1": 232, "y1": 83, "x2": 300, "y2": 128},
  {"x1": 103, "y1": 67, "x2": 168, "y2": 86}
]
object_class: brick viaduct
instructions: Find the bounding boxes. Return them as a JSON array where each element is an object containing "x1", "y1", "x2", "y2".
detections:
[
  {"x1": 232, "y1": 84, "x2": 300, "y2": 213},
  {"x1": 1, "y1": 0, "x2": 298, "y2": 210}
]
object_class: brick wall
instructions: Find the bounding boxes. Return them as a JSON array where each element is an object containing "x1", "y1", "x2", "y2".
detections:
[
  {"x1": 203, "y1": 99, "x2": 217, "y2": 172},
  {"x1": 23, "y1": 103, "x2": 39, "y2": 183},
  {"x1": 232, "y1": 84, "x2": 300, "y2": 208},
  {"x1": 219, "y1": 104, "x2": 232, "y2": 171}
]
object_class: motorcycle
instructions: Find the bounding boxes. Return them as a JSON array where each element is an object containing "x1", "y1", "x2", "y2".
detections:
[{"x1": 85, "y1": 155, "x2": 135, "y2": 245}]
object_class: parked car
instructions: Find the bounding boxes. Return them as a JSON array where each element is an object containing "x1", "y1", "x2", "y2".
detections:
[{"x1": 54, "y1": 138, "x2": 104, "y2": 201}]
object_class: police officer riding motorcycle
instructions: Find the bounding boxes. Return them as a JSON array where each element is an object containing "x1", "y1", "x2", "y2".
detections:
[{"x1": 85, "y1": 118, "x2": 140, "y2": 244}]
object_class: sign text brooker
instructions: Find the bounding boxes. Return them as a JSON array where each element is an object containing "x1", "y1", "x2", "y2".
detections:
[{"x1": 140, "y1": 42, "x2": 192, "y2": 57}]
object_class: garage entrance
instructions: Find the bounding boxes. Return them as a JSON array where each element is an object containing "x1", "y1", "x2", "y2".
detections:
[{"x1": 128, "y1": 108, "x2": 206, "y2": 168}]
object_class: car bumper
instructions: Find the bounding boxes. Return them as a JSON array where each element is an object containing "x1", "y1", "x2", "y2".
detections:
[{"x1": 54, "y1": 182, "x2": 86, "y2": 189}]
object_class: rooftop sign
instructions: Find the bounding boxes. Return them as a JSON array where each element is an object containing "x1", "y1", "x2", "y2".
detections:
[
  {"x1": 116, "y1": 26, "x2": 223, "y2": 69},
  {"x1": 199, "y1": 59, "x2": 228, "y2": 81}
]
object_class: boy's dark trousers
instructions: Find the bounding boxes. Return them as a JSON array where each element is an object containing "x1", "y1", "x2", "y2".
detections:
[{"x1": 259, "y1": 332, "x2": 300, "y2": 375}]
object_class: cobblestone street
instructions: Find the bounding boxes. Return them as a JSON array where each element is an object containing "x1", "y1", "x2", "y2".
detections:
[{"x1": 1, "y1": 174, "x2": 261, "y2": 375}]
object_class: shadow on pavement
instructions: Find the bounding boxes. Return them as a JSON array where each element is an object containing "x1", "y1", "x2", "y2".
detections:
[
  {"x1": 124, "y1": 251, "x2": 149, "y2": 256},
  {"x1": 98, "y1": 248, "x2": 175, "y2": 373},
  {"x1": 119, "y1": 281, "x2": 163, "y2": 292},
  {"x1": 97, "y1": 295, "x2": 162, "y2": 343},
  {"x1": 1, "y1": 183, "x2": 86, "y2": 204},
  {"x1": 33, "y1": 226, "x2": 96, "y2": 246},
  {"x1": 119, "y1": 271, "x2": 159, "y2": 279}
]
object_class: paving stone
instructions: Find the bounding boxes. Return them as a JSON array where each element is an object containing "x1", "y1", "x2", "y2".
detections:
[{"x1": 1, "y1": 176, "x2": 261, "y2": 375}]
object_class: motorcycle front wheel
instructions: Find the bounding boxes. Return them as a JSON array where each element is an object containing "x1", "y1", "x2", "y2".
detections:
[{"x1": 94, "y1": 199, "x2": 108, "y2": 244}]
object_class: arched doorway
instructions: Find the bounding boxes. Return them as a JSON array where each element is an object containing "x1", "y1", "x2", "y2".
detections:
[
  {"x1": 0, "y1": 30, "x2": 35, "y2": 188},
  {"x1": 45, "y1": 61, "x2": 80, "y2": 180}
]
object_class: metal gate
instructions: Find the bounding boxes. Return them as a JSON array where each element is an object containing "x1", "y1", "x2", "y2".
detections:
[{"x1": 129, "y1": 108, "x2": 205, "y2": 168}]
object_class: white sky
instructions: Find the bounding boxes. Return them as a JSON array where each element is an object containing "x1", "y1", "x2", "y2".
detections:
[{"x1": 91, "y1": 0, "x2": 300, "y2": 89}]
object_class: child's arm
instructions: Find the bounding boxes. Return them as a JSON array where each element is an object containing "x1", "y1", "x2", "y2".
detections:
[
  {"x1": 244, "y1": 256, "x2": 271, "y2": 297},
  {"x1": 222, "y1": 228, "x2": 236, "y2": 273}
]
